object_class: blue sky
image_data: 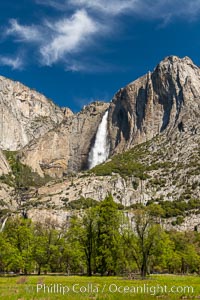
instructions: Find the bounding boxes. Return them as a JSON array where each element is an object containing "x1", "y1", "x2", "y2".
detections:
[{"x1": 1, "y1": 0, "x2": 200, "y2": 111}]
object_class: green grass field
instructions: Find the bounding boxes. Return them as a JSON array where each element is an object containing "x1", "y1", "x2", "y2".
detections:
[{"x1": 0, "y1": 275, "x2": 199, "y2": 300}]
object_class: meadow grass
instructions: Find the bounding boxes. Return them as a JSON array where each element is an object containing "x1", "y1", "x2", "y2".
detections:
[{"x1": 0, "y1": 274, "x2": 199, "y2": 300}]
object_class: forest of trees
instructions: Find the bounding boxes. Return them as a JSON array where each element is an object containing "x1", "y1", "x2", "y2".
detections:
[{"x1": 0, "y1": 195, "x2": 200, "y2": 278}]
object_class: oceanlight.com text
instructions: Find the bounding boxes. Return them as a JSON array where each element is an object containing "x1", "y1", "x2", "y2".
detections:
[{"x1": 35, "y1": 283, "x2": 194, "y2": 296}]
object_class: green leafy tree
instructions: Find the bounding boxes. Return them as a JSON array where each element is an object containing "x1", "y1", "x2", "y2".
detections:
[
  {"x1": 96, "y1": 194, "x2": 123, "y2": 275},
  {"x1": 65, "y1": 216, "x2": 86, "y2": 274},
  {"x1": 170, "y1": 231, "x2": 200, "y2": 273},
  {"x1": 127, "y1": 209, "x2": 164, "y2": 278},
  {"x1": 150, "y1": 230, "x2": 176, "y2": 273},
  {"x1": 80, "y1": 208, "x2": 97, "y2": 276},
  {"x1": 32, "y1": 220, "x2": 62, "y2": 275},
  {"x1": 4, "y1": 218, "x2": 34, "y2": 274},
  {"x1": 0, "y1": 233, "x2": 23, "y2": 272}
]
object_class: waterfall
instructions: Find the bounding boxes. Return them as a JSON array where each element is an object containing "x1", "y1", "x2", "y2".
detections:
[
  {"x1": 0, "y1": 217, "x2": 8, "y2": 233},
  {"x1": 88, "y1": 110, "x2": 110, "y2": 169}
]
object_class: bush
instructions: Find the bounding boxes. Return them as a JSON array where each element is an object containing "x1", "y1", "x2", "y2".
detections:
[
  {"x1": 66, "y1": 197, "x2": 99, "y2": 210},
  {"x1": 1, "y1": 151, "x2": 51, "y2": 188}
]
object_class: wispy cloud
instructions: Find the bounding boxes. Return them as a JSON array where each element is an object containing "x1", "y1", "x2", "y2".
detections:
[
  {"x1": 35, "y1": 0, "x2": 139, "y2": 15},
  {"x1": 35, "y1": 0, "x2": 200, "y2": 19},
  {"x1": 5, "y1": 19, "x2": 42, "y2": 42},
  {"x1": 0, "y1": 55, "x2": 24, "y2": 70},
  {"x1": 40, "y1": 10, "x2": 100, "y2": 65},
  {"x1": 2, "y1": 0, "x2": 200, "y2": 72},
  {"x1": 3, "y1": 10, "x2": 102, "y2": 68},
  {"x1": 68, "y1": 0, "x2": 138, "y2": 16},
  {"x1": 64, "y1": 57, "x2": 122, "y2": 73},
  {"x1": 129, "y1": 0, "x2": 200, "y2": 21},
  {"x1": 35, "y1": 0, "x2": 66, "y2": 10}
]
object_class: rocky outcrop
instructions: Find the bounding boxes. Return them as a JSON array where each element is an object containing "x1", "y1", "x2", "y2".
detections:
[
  {"x1": 0, "y1": 183, "x2": 17, "y2": 211},
  {"x1": 0, "y1": 75, "x2": 65, "y2": 150},
  {"x1": 108, "y1": 56, "x2": 200, "y2": 153},
  {"x1": 0, "y1": 150, "x2": 11, "y2": 175},
  {"x1": 21, "y1": 102, "x2": 109, "y2": 177}
]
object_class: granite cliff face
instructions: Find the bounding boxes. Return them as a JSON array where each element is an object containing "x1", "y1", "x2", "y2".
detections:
[
  {"x1": 0, "y1": 55, "x2": 200, "y2": 230},
  {"x1": 14, "y1": 122, "x2": 199, "y2": 231},
  {"x1": 108, "y1": 56, "x2": 200, "y2": 153},
  {"x1": 21, "y1": 102, "x2": 109, "y2": 177},
  {"x1": 17, "y1": 56, "x2": 200, "y2": 177},
  {"x1": 0, "y1": 75, "x2": 65, "y2": 150},
  {"x1": 0, "y1": 55, "x2": 197, "y2": 178}
]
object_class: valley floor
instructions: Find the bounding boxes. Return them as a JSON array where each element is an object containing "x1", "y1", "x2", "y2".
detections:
[{"x1": 0, "y1": 274, "x2": 199, "y2": 299}]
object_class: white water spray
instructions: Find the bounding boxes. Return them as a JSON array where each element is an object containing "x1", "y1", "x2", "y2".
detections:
[
  {"x1": 0, "y1": 217, "x2": 8, "y2": 233},
  {"x1": 88, "y1": 111, "x2": 110, "y2": 169}
]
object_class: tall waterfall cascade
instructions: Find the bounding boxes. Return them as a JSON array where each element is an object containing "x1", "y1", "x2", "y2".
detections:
[
  {"x1": 0, "y1": 217, "x2": 8, "y2": 233},
  {"x1": 88, "y1": 111, "x2": 110, "y2": 169}
]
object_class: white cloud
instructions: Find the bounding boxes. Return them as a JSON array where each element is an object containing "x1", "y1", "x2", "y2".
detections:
[
  {"x1": 3, "y1": 0, "x2": 200, "y2": 72},
  {"x1": 64, "y1": 58, "x2": 120, "y2": 73},
  {"x1": 132, "y1": 0, "x2": 200, "y2": 20},
  {"x1": 35, "y1": 0, "x2": 63, "y2": 9},
  {"x1": 68, "y1": 0, "x2": 138, "y2": 15},
  {"x1": 0, "y1": 55, "x2": 24, "y2": 70},
  {"x1": 35, "y1": 0, "x2": 139, "y2": 16},
  {"x1": 35, "y1": 0, "x2": 200, "y2": 19},
  {"x1": 40, "y1": 10, "x2": 100, "y2": 65},
  {"x1": 3, "y1": 10, "x2": 102, "y2": 67},
  {"x1": 5, "y1": 19, "x2": 42, "y2": 42}
]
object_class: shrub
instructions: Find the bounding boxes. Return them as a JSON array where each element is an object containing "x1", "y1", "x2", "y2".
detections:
[
  {"x1": 66, "y1": 197, "x2": 99, "y2": 210},
  {"x1": 1, "y1": 151, "x2": 51, "y2": 188}
]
